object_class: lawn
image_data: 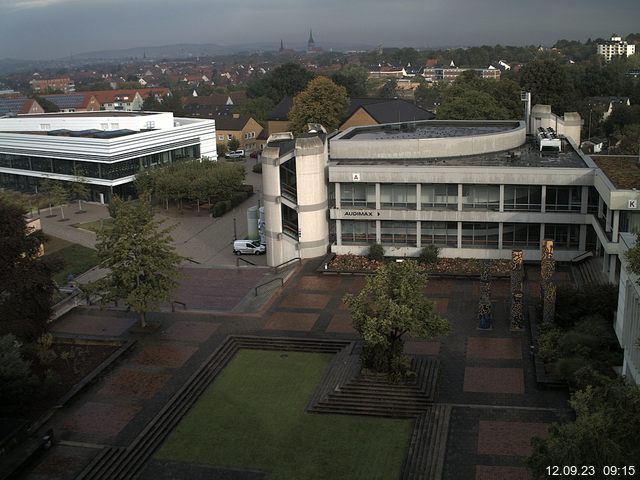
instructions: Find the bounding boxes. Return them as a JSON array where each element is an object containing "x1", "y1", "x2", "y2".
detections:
[
  {"x1": 75, "y1": 218, "x2": 114, "y2": 234},
  {"x1": 44, "y1": 235, "x2": 99, "y2": 285},
  {"x1": 156, "y1": 350, "x2": 412, "y2": 480}
]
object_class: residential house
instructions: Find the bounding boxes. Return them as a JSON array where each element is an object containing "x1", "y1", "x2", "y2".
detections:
[
  {"x1": 42, "y1": 93, "x2": 101, "y2": 112},
  {"x1": 30, "y1": 77, "x2": 75, "y2": 93},
  {"x1": 340, "y1": 98, "x2": 435, "y2": 131},
  {"x1": 215, "y1": 115, "x2": 263, "y2": 153},
  {"x1": 587, "y1": 96, "x2": 631, "y2": 120},
  {"x1": 0, "y1": 97, "x2": 44, "y2": 117}
]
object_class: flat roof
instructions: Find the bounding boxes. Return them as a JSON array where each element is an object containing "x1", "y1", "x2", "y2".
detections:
[
  {"x1": 340, "y1": 121, "x2": 519, "y2": 141},
  {"x1": 592, "y1": 156, "x2": 640, "y2": 189},
  {"x1": 332, "y1": 137, "x2": 587, "y2": 168}
]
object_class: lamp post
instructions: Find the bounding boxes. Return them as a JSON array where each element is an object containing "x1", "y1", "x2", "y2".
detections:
[{"x1": 233, "y1": 217, "x2": 237, "y2": 241}]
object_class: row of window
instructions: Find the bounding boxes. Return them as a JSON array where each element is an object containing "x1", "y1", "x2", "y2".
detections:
[
  {"x1": 338, "y1": 183, "x2": 597, "y2": 213},
  {"x1": 0, "y1": 146, "x2": 200, "y2": 180},
  {"x1": 340, "y1": 220, "x2": 581, "y2": 250}
]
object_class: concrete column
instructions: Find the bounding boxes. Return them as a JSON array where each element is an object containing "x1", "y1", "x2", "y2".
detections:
[
  {"x1": 609, "y1": 254, "x2": 617, "y2": 284},
  {"x1": 581, "y1": 185, "x2": 589, "y2": 214},
  {"x1": 336, "y1": 219, "x2": 342, "y2": 246},
  {"x1": 416, "y1": 221, "x2": 421, "y2": 248},
  {"x1": 606, "y1": 207, "x2": 612, "y2": 232},
  {"x1": 540, "y1": 185, "x2": 546, "y2": 213},
  {"x1": 612, "y1": 210, "x2": 620, "y2": 241},
  {"x1": 416, "y1": 184, "x2": 421, "y2": 211},
  {"x1": 539, "y1": 223, "x2": 545, "y2": 248},
  {"x1": 579, "y1": 224, "x2": 587, "y2": 251},
  {"x1": 498, "y1": 222, "x2": 504, "y2": 250},
  {"x1": 335, "y1": 183, "x2": 341, "y2": 209},
  {"x1": 375, "y1": 183, "x2": 381, "y2": 210},
  {"x1": 376, "y1": 220, "x2": 381, "y2": 243},
  {"x1": 598, "y1": 196, "x2": 603, "y2": 218},
  {"x1": 499, "y1": 185, "x2": 505, "y2": 213},
  {"x1": 457, "y1": 221, "x2": 462, "y2": 249},
  {"x1": 458, "y1": 184, "x2": 463, "y2": 211}
]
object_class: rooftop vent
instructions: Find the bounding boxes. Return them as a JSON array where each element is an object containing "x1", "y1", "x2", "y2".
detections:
[{"x1": 537, "y1": 127, "x2": 561, "y2": 152}]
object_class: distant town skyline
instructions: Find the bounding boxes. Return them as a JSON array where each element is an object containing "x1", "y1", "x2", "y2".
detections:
[{"x1": 1, "y1": 0, "x2": 639, "y2": 60}]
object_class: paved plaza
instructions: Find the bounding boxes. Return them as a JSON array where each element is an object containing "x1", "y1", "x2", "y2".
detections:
[{"x1": 23, "y1": 259, "x2": 573, "y2": 480}]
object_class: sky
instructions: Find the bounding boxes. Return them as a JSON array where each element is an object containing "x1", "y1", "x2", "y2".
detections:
[{"x1": 0, "y1": 0, "x2": 639, "y2": 60}]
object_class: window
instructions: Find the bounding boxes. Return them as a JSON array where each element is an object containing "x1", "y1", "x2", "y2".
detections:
[
  {"x1": 421, "y1": 221, "x2": 458, "y2": 247},
  {"x1": 100, "y1": 123, "x2": 108, "y2": 130},
  {"x1": 504, "y1": 185, "x2": 542, "y2": 211},
  {"x1": 545, "y1": 224, "x2": 580, "y2": 249},
  {"x1": 380, "y1": 184, "x2": 417, "y2": 209},
  {"x1": 461, "y1": 223, "x2": 500, "y2": 248},
  {"x1": 545, "y1": 186, "x2": 581, "y2": 212},
  {"x1": 462, "y1": 185, "x2": 500, "y2": 210},
  {"x1": 502, "y1": 223, "x2": 540, "y2": 248},
  {"x1": 380, "y1": 221, "x2": 416, "y2": 245},
  {"x1": 340, "y1": 183, "x2": 375, "y2": 208},
  {"x1": 218, "y1": 135, "x2": 224, "y2": 141},
  {"x1": 421, "y1": 184, "x2": 457, "y2": 210},
  {"x1": 281, "y1": 204, "x2": 298, "y2": 239},
  {"x1": 40, "y1": 124, "x2": 50, "y2": 131},
  {"x1": 227, "y1": 134, "x2": 233, "y2": 140},
  {"x1": 341, "y1": 220, "x2": 376, "y2": 244},
  {"x1": 280, "y1": 159, "x2": 297, "y2": 201}
]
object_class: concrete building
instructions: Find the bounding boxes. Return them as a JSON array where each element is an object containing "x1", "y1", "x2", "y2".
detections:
[
  {"x1": 597, "y1": 34, "x2": 636, "y2": 62},
  {"x1": 30, "y1": 77, "x2": 75, "y2": 93},
  {"x1": 422, "y1": 66, "x2": 501, "y2": 82},
  {"x1": 0, "y1": 111, "x2": 216, "y2": 202}
]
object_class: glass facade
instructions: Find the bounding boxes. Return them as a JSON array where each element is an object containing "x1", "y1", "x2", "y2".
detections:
[
  {"x1": 0, "y1": 144, "x2": 200, "y2": 181},
  {"x1": 341, "y1": 220, "x2": 376, "y2": 244},
  {"x1": 502, "y1": 223, "x2": 541, "y2": 248},
  {"x1": 545, "y1": 224, "x2": 580, "y2": 249},
  {"x1": 421, "y1": 221, "x2": 458, "y2": 247},
  {"x1": 461, "y1": 222, "x2": 500, "y2": 248},
  {"x1": 281, "y1": 204, "x2": 298, "y2": 239},
  {"x1": 462, "y1": 185, "x2": 500, "y2": 210},
  {"x1": 341, "y1": 183, "x2": 375, "y2": 208},
  {"x1": 381, "y1": 221, "x2": 416, "y2": 245},
  {"x1": 421, "y1": 184, "x2": 457, "y2": 210},
  {"x1": 279, "y1": 158, "x2": 297, "y2": 202},
  {"x1": 380, "y1": 184, "x2": 417, "y2": 209},
  {"x1": 545, "y1": 186, "x2": 582, "y2": 212},
  {"x1": 504, "y1": 185, "x2": 542, "y2": 211}
]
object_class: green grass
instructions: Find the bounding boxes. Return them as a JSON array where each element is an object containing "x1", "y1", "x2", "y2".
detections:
[
  {"x1": 75, "y1": 218, "x2": 114, "y2": 234},
  {"x1": 44, "y1": 236, "x2": 99, "y2": 285},
  {"x1": 156, "y1": 350, "x2": 412, "y2": 480}
]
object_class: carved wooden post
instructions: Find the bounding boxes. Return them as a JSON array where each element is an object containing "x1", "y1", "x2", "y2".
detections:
[
  {"x1": 540, "y1": 240, "x2": 556, "y2": 323},
  {"x1": 510, "y1": 250, "x2": 524, "y2": 330},
  {"x1": 478, "y1": 260, "x2": 492, "y2": 329}
]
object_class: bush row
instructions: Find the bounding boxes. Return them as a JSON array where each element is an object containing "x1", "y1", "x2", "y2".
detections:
[{"x1": 209, "y1": 185, "x2": 254, "y2": 217}]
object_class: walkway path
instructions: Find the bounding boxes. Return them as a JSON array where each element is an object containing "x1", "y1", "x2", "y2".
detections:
[{"x1": 22, "y1": 260, "x2": 572, "y2": 480}]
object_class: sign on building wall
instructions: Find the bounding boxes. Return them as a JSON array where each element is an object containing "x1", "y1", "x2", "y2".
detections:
[
  {"x1": 629, "y1": 199, "x2": 638, "y2": 209},
  {"x1": 343, "y1": 210, "x2": 381, "y2": 217},
  {"x1": 352, "y1": 173, "x2": 361, "y2": 182}
]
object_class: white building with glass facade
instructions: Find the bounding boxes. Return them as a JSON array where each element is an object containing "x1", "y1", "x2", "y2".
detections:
[{"x1": 0, "y1": 111, "x2": 216, "y2": 202}]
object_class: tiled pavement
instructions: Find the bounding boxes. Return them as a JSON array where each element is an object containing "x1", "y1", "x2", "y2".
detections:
[{"x1": 23, "y1": 262, "x2": 572, "y2": 480}]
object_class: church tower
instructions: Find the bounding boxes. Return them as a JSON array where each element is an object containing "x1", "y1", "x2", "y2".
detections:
[{"x1": 307, "y1": 30, "x2": 316, "y2": 54}]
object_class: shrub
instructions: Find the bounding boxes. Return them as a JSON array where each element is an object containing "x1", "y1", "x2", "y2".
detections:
[
  {"x1": 230, "y1": 191, "x2": 249, "y2": 207},
  {"x1": 252, "y1": 163, "x2": 262, "y2": 173},
  {"x1": 368, "y1": 243, "x2": 385, "y2": 262},
  {"x1": 0, "y1": 334, "x2": 38, "y2": 410},
  {"x1": 210, "y1": 201, "x2": 229, "y2": 218},
  {"x1": 239, "y1": 184, "x2": 254, "y2": 194},
  {"x1": 418, "y1": 245, "x2": 440, "y2": 264},
  {"x1": 555, "y1": 284, "x2": 618, "y2": 328}
]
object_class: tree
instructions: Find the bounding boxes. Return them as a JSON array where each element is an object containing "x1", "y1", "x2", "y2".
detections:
[
  {"x1": 0, "y1": 201, "x2": 56, "y2": 339},
  {"x1": 31, "y1": 95, "x2": 59, "y2": 113},
  {"x1": 331, "y1": 65, "x2": 369, "y2": 98},
  {"x1": 237, "y1": 96, "x2": 275, "y2": 127},
  {"x1": 246, "y1": 63, "x2": 315, "y2": 104},
  {"x1": 528, "y1": 373, "x2": 640, "y2": 478},
  {"x1": 414, "y1": 82, "x2": 444, "y2": 111},
  {"x1": 437, "y1": 89, "x2": 511, "y2": 120},
  {"x1": 91, "y1": 198, "x2": 183, "y2": 327},
  {"x1": 625, "y1": 233, "x2": 640, "y2": 284},
  {"x1": 0, "y1": 334, "x2": 38, "y2": 411},
  {"x1": 379, "y1": 78, "x2": 398, "y2": 98},
  {"x1": 227, "y1": 137, "x2": 240, "y2": 152},
  {"x1": 519, "y1": 60, "x2": 575, "y2": 113},
  {"x1": 69, "y1": 168, "x2": 90, "y2": 213},
  {"x1": 343, "y1": 261, "x2": 451, "y2": 376},
  {"x1": 288, "y1": 76, "x2": 349, "y2": 134}
]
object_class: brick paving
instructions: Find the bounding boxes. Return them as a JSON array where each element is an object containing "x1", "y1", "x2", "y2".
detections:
[
  {"x1": 463, "y1": 367, "x2": 526, "y2": 394},
  {"x1": 21, "y1": 259, "x2": 574, "y2": 480},
  {"x1": 25, "y1": 445, "x2": 97, "y2": 480},
  {"x1": 476, "y1": 465, "x2": 532, "y2": 480},
  {"x1": 477, "y1": 420, "x2": 550, "y2": 456},
  {"x1": 467, "y1": 337, "x2": 522, "y2": 360}
]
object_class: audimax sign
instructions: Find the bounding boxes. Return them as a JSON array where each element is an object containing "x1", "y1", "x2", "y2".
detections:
[{"x1": 343, "y1": 210, "x2": 381, "y2": 217}]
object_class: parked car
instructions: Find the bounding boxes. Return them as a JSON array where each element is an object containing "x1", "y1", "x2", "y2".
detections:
[
  {"x1": 249, "y1": 150, "x2": 261, "y2": 159},
  {"x1": 233, "y1": 239, "x2": 266, "y2": 255},
  {"x1": 225, "y1": 150, "x2": 245, "y2": 159}
]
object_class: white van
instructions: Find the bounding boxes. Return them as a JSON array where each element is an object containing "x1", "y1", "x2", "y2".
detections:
[
  {"x1": 233, "y1": 239, "x2": 266, "y2": 255},
  {"x1": 225, "y1": 150, "x2": 245, "y2": 159}
]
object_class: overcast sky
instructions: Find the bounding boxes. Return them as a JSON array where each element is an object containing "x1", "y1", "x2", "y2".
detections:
[{"x1": 1, "y1": 0, "x2": 639, "y2": 60}]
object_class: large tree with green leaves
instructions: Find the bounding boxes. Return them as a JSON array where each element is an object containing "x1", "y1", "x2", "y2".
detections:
[
  {"x1": 343, "y1": 260, "x2": 451, "y2": 376},
  {"x1": 246, "y1": 63, "x2": 315, "y2": 104},
  {"x1": 519, "y1": 60, "x2": 575, "y2": 113},
  {"x1": 0, "y1": 199, "x2": 56, "y2": 339},
  {"x1": 528, "y1": 372, "x2": 640, "y2": 478},
  {"x1": 91, "y1": 198, "x2": 182, "y2": 327},
  {"x1": 331, "y1": 65, "x2": 369, "y2": 98},
  {"x1": 288, "y1": 76, "x2": 349, "y2": 134}
]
